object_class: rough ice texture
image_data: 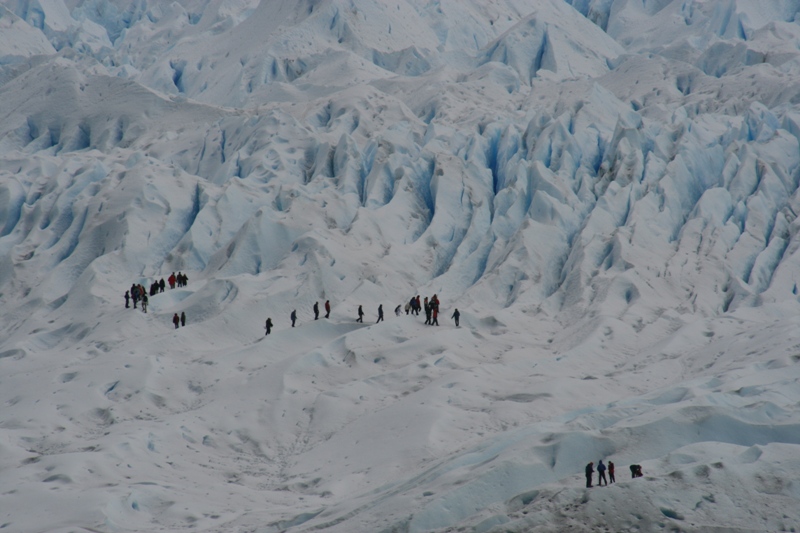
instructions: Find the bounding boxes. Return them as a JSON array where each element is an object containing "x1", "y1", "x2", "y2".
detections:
[{"x1": 2, "y1": 0, "x2": 800, "y2": 532}]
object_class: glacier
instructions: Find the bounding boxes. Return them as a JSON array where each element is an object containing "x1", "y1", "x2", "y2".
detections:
[{"x1": 2, "y1": 0, "x2": 800, "y2": 532}]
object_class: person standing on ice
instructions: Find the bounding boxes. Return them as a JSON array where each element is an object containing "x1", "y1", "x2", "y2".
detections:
[
  {"x1": 585, "y1": 462, "x2": 594, "y2": 488},
  {"x1": 173, "y1": 313, "x2": 180, "y2": 329},
  {"x1": 141, "y1": 293, "x2": 148, "y2": 313},
  {"x1": 431, "y1": 305, "x2": 439, "y2": 326},
  {"x1": 357, "y1": 305, "x2": 364, "y2": 323},
  {"x1": 313, "y1": 301, "x2": 320, "y2": 320},
  {"x1": 395, "y1": 305, "x2": 402, "y2": 316},
  {"x1": 608, "y1": 461, "x2": 615, "y2": 484},
  {"x1": 597, "y1": 460, "x2": 607, "y2": 486},
  {"x1": 265, "y1": 317, "x2": 273, "y2": 336},
  {"x1": 376, "y1": 304, "x2": 384, "y2": 323},
  {"x1": 124, "y1": 290, "x2": 130, "y2": 308},
  {"x1": 168, "y1": 272, "x2": 176, "y2": 289},
  {"x1": 159, "y1": 278, "x2": 166, "y2": 293},
  {"x1": 180, "y1": 311, "x2": 186, "y2": 327},
  {"x1": 325, "y1": 300, "x2": 331, "y2": 318},
  {"x1": 290, "y1": 310, "x2": 297, "y2": 327},
  {"x1": 451, "y1": 308, "x2": 460, "y2": 327}
]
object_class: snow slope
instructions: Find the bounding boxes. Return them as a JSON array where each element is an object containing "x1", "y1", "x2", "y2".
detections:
[{"x1": 2, "y1": 0, "x2": 800, "y2": 532}]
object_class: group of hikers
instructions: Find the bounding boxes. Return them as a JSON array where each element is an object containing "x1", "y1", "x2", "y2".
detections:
[
  {"x1": 585, "y1": 460, "x2": 643, "y2": 487},
  {"x1": 265, "y1": 295, "x2": 461, "y2": 335},
  {"x1": 401, "y1": 294, "x2": 459, "y2": 326},
  {"x1": 123, "y1": 272, "x2": 189, "y2": 327}
]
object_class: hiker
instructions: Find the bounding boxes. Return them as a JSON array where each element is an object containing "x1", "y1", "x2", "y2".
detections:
[
  {"x1": 608, "y1": 461, "x2": 615, "y2": 484},
  {"x1": 124, "y1": 290, "x2": 130, "y2": 308},
  {"x1": 451, "y1": 308, "x2": 460, "y2": 327},
  {"x1": 290, "y1": 310, "x2": 297, "y2": 327},
  {"x1": 265, "y1": 317, "x2": 273, "y2": 335},
  {"x1": 585, "y1": 462, "x2": 594, "y2": 488},
  {"x1": 131, "y1": 284, "x2": 139, "y2": 309},
  {"x1": 395, "y1": 305, "x2": 402, "y2": 316},
  {"x1": 168, "y1": 272, "x2": 176, "y2": 289},
  {"x1": 159, "y1": 278, "x2": 165, "y2": 293},
  {"x1": 325, "y1": 300, "x2": 331, "y2": 318},
  {"x1": 597, "y1": 460, "x2": 607, "y2": 486},
  {"x1": 405, "y1": 301, "x2": 411, "y2": 315},
  {"x1": 377, "y1": 304, "x2": 384, "y2": 323},
  {"x1": 424, "y1": 297, "x2": 430, "y2": 324},
  {"x1": 141, "y1": 293, "x2": 148, "y2": 313},
  {"x1": 415, "y1": 295, "x2": 421, "y2": 315},
  {"x1": 431, "y1": 305, "x2": 439, "y2": 326},
  {"x1": 180, "y1": 311, "x2": 186, "y2": 327},
  {"x1": 630, "y1": 464, "x2": 643, "y2": 478},
  {"x1": 357, "y1": 305, "x2": 364, "y2": 323},
  {"x1": 172, "y1": 313, "x2": 180, "y2": 329},
  {"x1": 314, "y1": 301, "x2": 319, "y2": 320}
]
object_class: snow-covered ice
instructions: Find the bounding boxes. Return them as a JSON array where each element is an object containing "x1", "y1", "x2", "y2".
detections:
[{"x1": 2, "y1": 0, "x2": 800, "y2": 531}]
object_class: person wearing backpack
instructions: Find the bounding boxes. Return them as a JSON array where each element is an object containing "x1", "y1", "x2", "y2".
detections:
[{"x1": 597, "y1": 460, "x2": 607, "y2": 486}]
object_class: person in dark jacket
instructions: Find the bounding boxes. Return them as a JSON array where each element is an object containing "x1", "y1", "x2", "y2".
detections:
[
  {"x1": 291, "y1": 310, "x2": 297, "y2": 327},
  {"x1": 395, "y1": 305, "x2": 402, "y2": 316},
  {"x1": 172, "y1": 313, "x2": 180, "y2": 329},
  {"x1": 451, "y1": 308, "x2": 460, "y2": 327},
  {"x1": 597, "y1": 460, "x2": 607, "y2": 486},
  {"x1": 124, "y1": 290, "x2": 130, "y2": 308},
  {"x1": 357, "y1": 305, "x2": 364, "y2": 323},
  {"x1": 376, "y1": 304, "x2": 384, "y2": 323},
  {"x1": 141, "y1": 293, "x2": 148, "y2": 313},
  {"x1": 630, "y1": 464, "x2": 643, "y2": 478},
  {"x1": 608, "y1": 461, "x2": 615, "y2": 483},
  {"x1": 159, "y1": 278, "x2": 165, "y2": 293},
  {"x1": 325, "y1": 300, "x2": 331, "y2": 318},
  {"x1": 585, "y1": 462, "x2": 594, "y2": 488},
  {"x1": 314, "y1": 301, "x2": 319, "y2": 320},
  {"x1": 265, "y1": 318, "x2": 273, "y2": 335},
  {"x1": 180, "y1": 311, "x2": 186, "y2": 326}
]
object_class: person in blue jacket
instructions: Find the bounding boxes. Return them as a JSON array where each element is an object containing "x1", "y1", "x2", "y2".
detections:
[{"x1": 597, "y1": 460, "x2": 607, "y2": 486}]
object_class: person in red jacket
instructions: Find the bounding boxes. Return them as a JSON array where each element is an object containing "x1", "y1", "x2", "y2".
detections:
[
  {"x1": 324, "y1": 300, "x2": 331, "y2": 318},
  {"x1": 168, "y1": 272, "x2": 177, "y2": 289},
  {"x1": 172, "y1": 313, "x2": 180, "y2": 329}
]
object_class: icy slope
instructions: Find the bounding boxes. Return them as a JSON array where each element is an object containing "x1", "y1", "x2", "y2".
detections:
[{"x1": 1, "y1": 0, "x2": 800, "y2": 532}]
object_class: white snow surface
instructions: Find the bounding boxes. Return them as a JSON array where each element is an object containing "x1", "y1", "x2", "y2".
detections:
[{"x1": 2, "y1": 1, "x2": 800, "y2": 532}]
